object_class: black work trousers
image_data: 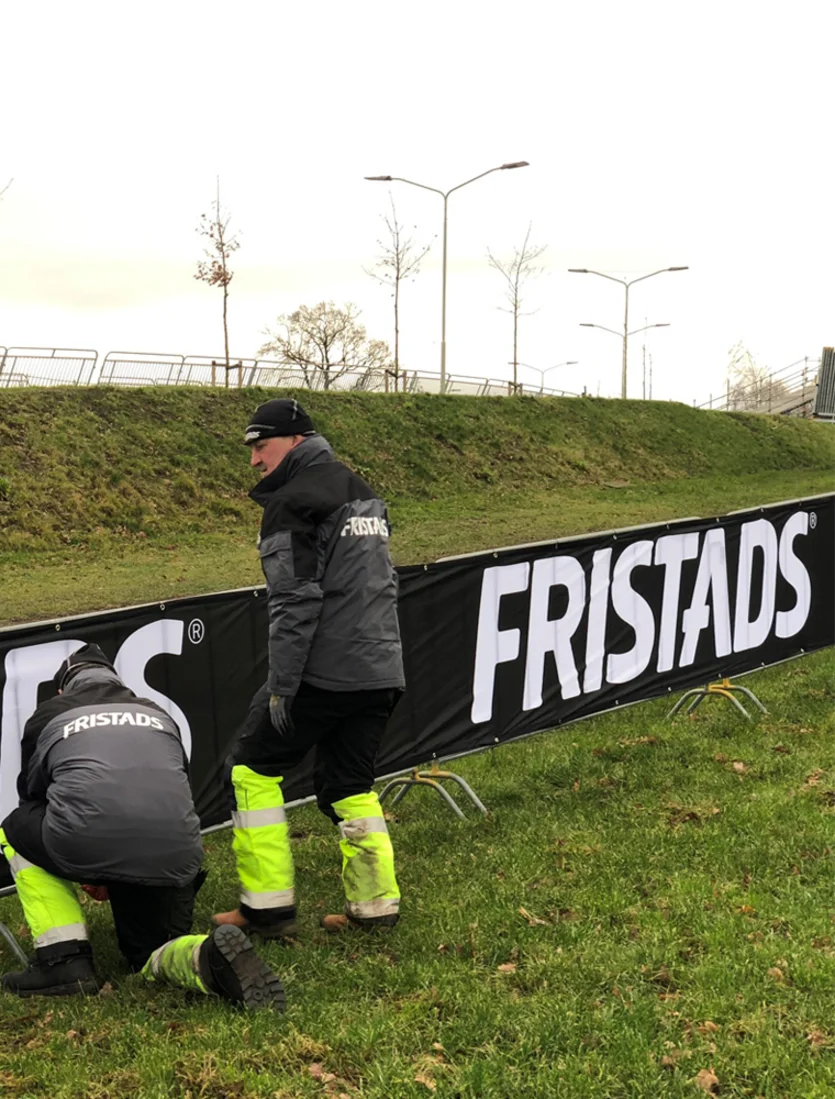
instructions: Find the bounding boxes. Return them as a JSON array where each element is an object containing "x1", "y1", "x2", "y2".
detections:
[
  {"x1": 230, "y1": 681, "x2": 400, "y2": 821},
  {"x1": 2, "y1": 801, "x2": 197, "y2": 971}
]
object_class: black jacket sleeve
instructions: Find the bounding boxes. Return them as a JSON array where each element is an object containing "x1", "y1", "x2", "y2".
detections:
[{"x1": 16, "y1": 697, "x2": 64, "y2": 802}]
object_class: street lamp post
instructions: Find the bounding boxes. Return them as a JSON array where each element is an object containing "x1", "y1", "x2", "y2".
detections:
[
  {"x1": 569, "y1": 266, "x2": 688, "y2": 398},
  {"x1": 366, "y1": 162, "x2": 530, "y2": 390},
  {"x1": 513, "y1": 360, "x2": 578, "y2": 394}
]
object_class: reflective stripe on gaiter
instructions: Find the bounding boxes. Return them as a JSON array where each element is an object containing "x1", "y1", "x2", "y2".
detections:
[{"x1": 231, "y1": 806, "x2": 287, "y2": 829}]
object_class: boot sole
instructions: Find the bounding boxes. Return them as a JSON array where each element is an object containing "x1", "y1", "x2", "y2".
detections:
[
  {"x1": 211, "y1": 926, "x2": 286, "y2": 1012},
  {"x1": 7, "y1": 979, "x2": 99, "y2": 998}
]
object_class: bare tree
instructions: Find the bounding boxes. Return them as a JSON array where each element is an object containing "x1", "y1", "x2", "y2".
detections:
[
  {"x1": 726, "y1": 342, "x2": 788, "y2": 411},
  {"x1": 487, "y1": 223, "x2": 546, "y2": 393},
  {"x1": 364, "y1": 194, "x2": 432, "y2": 392},
  {"x1": 258, "y1": 302, "x2": 391, "y2": 390},
  {"x1": 195, "y1": 179, "x2": 240, "y2": 386}
]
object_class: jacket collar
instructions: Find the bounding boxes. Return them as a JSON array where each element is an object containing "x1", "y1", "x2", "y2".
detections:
[
  {"x1": 61, "y1": 667, "x2": 133, "y2": 698},
  {"x1": 249, "y1": 434, "x2": 335, "y2": 506}
]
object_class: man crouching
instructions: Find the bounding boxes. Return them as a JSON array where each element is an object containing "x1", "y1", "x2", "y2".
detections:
[{"x1": 0, "y1": 643, "x2": 284, "y2": 1010}]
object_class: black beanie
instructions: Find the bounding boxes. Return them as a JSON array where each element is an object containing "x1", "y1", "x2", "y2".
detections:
[
  {"x1": 54, "y1": 643, "x2": 116, "y2": 692},
  {"x1": 244, "y1": 398, "x2": 315, "y2": 444}
]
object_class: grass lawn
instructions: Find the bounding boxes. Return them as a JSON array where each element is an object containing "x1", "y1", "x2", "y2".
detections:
[{"x1": 1, "y1": 649, "x2": 833, "y2": 1097}]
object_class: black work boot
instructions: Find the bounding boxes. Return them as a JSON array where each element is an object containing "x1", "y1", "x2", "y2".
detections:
[
  {"x1": 0, "y1": 941, "x2": 99, "y2": 998},
  {"x1": 212, "y1": 905, "x2": 299, "y2": 941},
  {"x1": 197, "y1": 925, "x2": 286, "y2": 1012},
  {"x1": 321, "y1": 912, "x2": 399, "y2": 933}
]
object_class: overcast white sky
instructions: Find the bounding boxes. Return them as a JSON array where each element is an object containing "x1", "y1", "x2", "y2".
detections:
[{"x1": 1, "y1": 0, "x2": 831, "y2": 403}]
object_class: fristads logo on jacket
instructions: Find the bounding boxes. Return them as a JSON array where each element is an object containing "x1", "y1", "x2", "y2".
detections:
[
  {"x1": 62, "y1": 710, "x2": 166, "y2": 737},
  {"x1": 340, "y1": 516, "x2": 390, "y2": 538}
]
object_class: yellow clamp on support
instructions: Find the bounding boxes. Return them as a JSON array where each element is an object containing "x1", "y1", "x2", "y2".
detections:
[
  {"x1": 378, "y1": 763, "x2": 489, "y2": 821},
  {"x1": 668, "y1": 676, "x2": 768, "y2": 722}
]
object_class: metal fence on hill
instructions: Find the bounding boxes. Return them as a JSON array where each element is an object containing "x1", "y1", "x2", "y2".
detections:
[
  {"x1": 2, "y1": 344, "x2": 831, "y2": 416},
  {"x1": 695, "y1": 355, "x2": 824, "y2": 418},
  {"x1": 0, "y1": 346, "x2": 579, "y2": 399}
]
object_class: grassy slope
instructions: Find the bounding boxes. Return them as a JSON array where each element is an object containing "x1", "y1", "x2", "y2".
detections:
[
  {"x1": 0, "y1": 387, "x2": 832, "y2": 624},
  {"x1": 1, "y1": 387, "x2": 833, "y2": 548},
  {"x1": 1, "y1": 469, "x2": 832, "y2": 627}
]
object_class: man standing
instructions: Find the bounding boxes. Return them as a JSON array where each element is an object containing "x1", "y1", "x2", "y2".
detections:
[
  {"x1": 0, "y1": 644, "x2": 284, "y2": 1009},
  {"x1": 214, "y1": 397, "x2": 404, "y2": 937}
]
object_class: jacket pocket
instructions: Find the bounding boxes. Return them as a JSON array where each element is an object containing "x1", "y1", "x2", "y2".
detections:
[{"x1": 259, "y1": 531, "x2": 295, "y2": 588}]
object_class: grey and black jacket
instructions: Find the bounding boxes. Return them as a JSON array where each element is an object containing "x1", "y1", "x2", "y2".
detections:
[
  {"x1": 250, "y1": 434, "x2": 405, "y2": 696},
  {"x1": 10, "y1": 668, "x2": 203, "y2": 887}
]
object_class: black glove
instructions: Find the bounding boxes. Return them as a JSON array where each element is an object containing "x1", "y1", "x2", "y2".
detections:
[{"x1": 269, "y1": 693, "x2": 292, "y2": 734}]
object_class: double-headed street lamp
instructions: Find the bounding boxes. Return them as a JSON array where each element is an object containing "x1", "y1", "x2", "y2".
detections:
[
  {"x1": 365, "y1": 162, "x2": 530, "y2": 389},
  {"x1": 512, "y1": 360, "x2": 578, "y2": 394},
  {"x1": 570, "y1": 266, "x2": 688, "y2": 398}
]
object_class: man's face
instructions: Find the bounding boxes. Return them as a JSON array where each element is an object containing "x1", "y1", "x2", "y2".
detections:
[{"x1": 249, "y1": 435, "x2": 301, "y2": 477}]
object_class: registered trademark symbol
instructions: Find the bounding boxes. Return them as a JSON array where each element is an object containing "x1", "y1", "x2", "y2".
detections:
[
  {"x1": 809, "y1": 512, "x2": 817, "y2": 530},
  {"x1": 187, "y1": 619, "x2": 205, "y2": 644}
]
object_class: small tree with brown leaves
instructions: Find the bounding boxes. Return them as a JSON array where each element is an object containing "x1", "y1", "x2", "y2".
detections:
[
  {"x1": 364, "y1": 194, "x2": 432, "y2": 391},
  {"x1": 258, "y1": 302, "x2": 391, "y2": 391},
  {"x1": 195, "y1": 180, "x2": 240, "y2": 385},
  {"x1": 487, "y1": 223, "x2": 546, "y2": 393}
]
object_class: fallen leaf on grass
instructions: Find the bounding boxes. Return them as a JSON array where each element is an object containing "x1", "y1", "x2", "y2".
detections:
[
  {"x1": 732, "y1": 760, "x2": 746, "y2": 773},
  {"x1": 772, "y1": 744, "x2": 791, "y2": 754},
  {"x1": 697, "y1": 1021, "x2": 721, "y2": 1035},
  {"x1": 661, "y1": 1047, "x2": 692, "y2": 1067},
  {"x1": 414, "y1": 1074, "x2": 437, "y2": 1092},
  {"x1": 497, "y1": 962, "x2": 517, "y2": 973},
  {"x1": 308, "y1": 1064, "x2": 337, "y2": 1084},
  {"x1": 714, "y1": 753, "x2": 728, "y2": 763},
  {"x1": 666, "y1": 805, "x2": 702, "y2": 826},
  {"x1": 737, "y1": 904, "x2": 756, "y2": 915},
  {"x1": 807, "y1": 1028, "x2": 833, "y2": 1049},
  {"x1": 805, "y1": 769, "x2": 824, "y2": 787},
  {"x1": 619, "y1": 735, "x2": 658, "y2": 748},
  {"x1": 694, "y1": 1067, "x2": 720, "y2": 1093},
  {"x1": 767, "y1": 967, "x2": 784, "y2": 981},
  {"x1": 519, "y1": 906, "x2": 551, "y2": 927},
  {"x1": 649, "y1": 965, "x2": 676, "y2": 988}
]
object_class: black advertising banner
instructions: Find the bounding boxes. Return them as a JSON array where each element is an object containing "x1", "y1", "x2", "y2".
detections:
[
  {"x1": 1, "y1": 495, "x2": 833, "y2": 891},
  {"x1": 385, "y1": 494, "x2": 834, "y2": 772}
]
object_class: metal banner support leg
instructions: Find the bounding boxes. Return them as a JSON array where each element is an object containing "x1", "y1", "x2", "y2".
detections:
[
  {"x1": 667, "y1": 678, "x2": 768, "y2": 723},
  {"x1": 379, "y1": 762, "x2": 489, "y2": 820},
  {"x1": 0, "y1": 921, "x2": 28, "y2": 966}
]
